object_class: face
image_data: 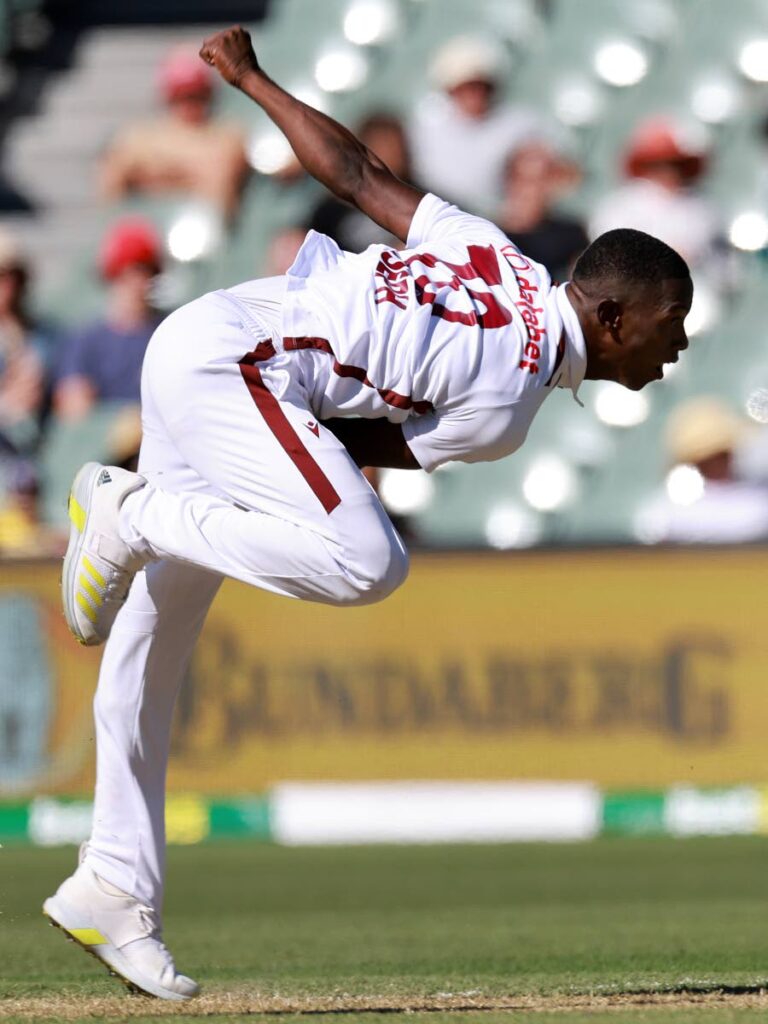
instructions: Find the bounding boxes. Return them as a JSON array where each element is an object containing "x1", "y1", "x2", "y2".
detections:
[
  {"x1": 448, "y1": 79, "x2": 495, "y2": 119},
  {"x1": 168, "y1": 90, "x2": 211, "y2": 125},
  {"x1": 604, "y1": 277, "x2": 693, "y2": 391},
  {"x1": 111, "y1": 264, "x2": 157, "y2": 305}
]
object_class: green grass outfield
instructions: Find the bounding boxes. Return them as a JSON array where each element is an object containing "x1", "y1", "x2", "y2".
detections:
[{"x1": 1, "y1": 837, "x2": 767, "y2": 1023}]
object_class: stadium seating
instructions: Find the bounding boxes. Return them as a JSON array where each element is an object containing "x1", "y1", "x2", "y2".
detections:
[{"x1": 2, "y1": 0, "x2": 768, "y2": 547}]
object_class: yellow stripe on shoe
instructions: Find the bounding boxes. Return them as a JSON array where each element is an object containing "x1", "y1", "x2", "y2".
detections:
[
  {"x1": 70, "y1": 927, "x2": 107, "y2": 946},
  {"x1": 79, "y1": 573, "x2": 102, "y2": 608},
  {"x1": 68, "y1": 495, "x2": 86, "y2": 533},
  {"x1": 82, "y1": 555, "x2": 106, "y2": 588},
  {"x1": 76, "y1": 591, "x2": 97, "y2": 623}
]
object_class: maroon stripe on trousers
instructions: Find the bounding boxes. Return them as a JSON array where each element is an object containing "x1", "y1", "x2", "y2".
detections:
[
  {"x1": 238, "y1": 360, "x2": 341, "y2": 515},
  {"x1": 284, "y1": 335, "x2": 434, "y2": 415}
]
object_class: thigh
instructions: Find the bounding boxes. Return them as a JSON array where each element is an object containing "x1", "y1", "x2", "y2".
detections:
[{"x1": 142, "y1": 292, "x2": 393, "y2": 552}]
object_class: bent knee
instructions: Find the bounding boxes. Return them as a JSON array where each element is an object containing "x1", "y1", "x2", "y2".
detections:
[{"x1": 342, "y1": 527, "x2": 410, "y2": 606}]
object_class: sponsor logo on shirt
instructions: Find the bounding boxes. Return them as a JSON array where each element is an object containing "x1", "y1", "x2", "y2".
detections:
[{"x1": 502, "y1": 246, "x2": 546, "y2": 375}]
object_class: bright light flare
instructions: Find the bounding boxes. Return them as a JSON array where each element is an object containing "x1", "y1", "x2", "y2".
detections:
[
  {"x1": 248, "y1": 130, "x2": 295, "y2": 175},
  {"x1": 738, "y1": 38, "x2": 768, "y2": 82},
  {"x1": 314, "y1": 48, "x2": 369, "y2": 92},
  {"x1": 665, "y1": 464, "x2": 705, "y2": 506},
  {"x1": 552, "y1": 78, "x2": 604, "y2": 126},
  {"x1": 728, "y1": 211, "x2": 768, "y2": 252},
  {"x1": 690, "y1": 75, "x2": 740, "y2": 123},
  {"x1": 593, "y1": 382, "x2": 650, "y2": 427},
  {"x1": 594, "y1": 40, "x2": 648, "y2": 87},
  {"x1": 343, "y1": 0, "x2": 398, "y2": 46},
  {"x1": 378, "y1": 468, "x2": 434, "y2": 515},
  {"x1": 167, "y1": 207, "x2": 220, "y2": 262},
  {"x1": 522, "y1": 454, "x2": 578, "y2": 512},
  {"x1": 485, "y1": 503, "x2": 542, "y2": 549}
]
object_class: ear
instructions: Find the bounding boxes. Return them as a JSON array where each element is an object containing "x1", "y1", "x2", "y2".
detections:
[{"x1": 597, "y1": 299, "x2": 622, "y2": 333}]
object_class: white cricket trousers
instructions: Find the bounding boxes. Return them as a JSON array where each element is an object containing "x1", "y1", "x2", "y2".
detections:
[{"x1": 85, "y1": 279, "x2": 409, "y2": 910}]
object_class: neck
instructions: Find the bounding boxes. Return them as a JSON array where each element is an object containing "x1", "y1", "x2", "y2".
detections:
[
  {"x1": 107, "y1": 285, "x2": 152, "y2": 331},
  {"x1": 566, "y1": 281, "x2": 615, "y2": 382}
]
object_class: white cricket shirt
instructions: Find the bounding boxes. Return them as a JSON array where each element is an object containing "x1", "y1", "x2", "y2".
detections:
[{"x1": 281, "y1": 193, "x2": 587, "y2": 472}]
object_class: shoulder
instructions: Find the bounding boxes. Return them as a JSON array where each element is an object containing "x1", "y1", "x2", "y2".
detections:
[
  {"x1": 108, "y1": 118, "x2": 163, "y2": 149},
  {"x1": 406, "y1": 192, "x2": 509, "y2": 250}
]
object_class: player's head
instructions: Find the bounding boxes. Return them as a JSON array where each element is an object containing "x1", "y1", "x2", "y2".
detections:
[{"x1": 570, "y1": 228, "x2": 692, "y2": 391}]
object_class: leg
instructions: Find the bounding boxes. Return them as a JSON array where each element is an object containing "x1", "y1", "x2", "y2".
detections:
[
  {"x1": 44, "y1": 377, "x2": 223, "y2": 1000},
  {"x1": 119, "y1": 290, "x2": 409, "y2": 606},
  {"x1": 86, "y1": 385, "x2": 223, "y2": 909},
  {"x1": 87, "y1": 560, "x2": 220, "y2": 909},
  {"x1": 88, "y1": 290, "x2": 408, "y2": 907},
  {"x1": 49, "y1": 288, "x2": 409, "y2": 1000}
]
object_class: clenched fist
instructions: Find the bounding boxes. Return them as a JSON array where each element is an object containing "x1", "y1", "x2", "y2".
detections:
[{"x1": 199, "y1": 25, "x2": 259, "y2": 89}]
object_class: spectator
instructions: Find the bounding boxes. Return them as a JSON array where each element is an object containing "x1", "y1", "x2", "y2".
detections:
[
  {"x1": 54, "y1": 219, "x2": 163, "y2": 421},
  {"x1": 590, "y1": 116, "x2": 719, "y2": 271},
  {"x1": 100, "y1": 47, "x2": 249, "y2": 220},
  {"x1": 408, "y1": 35, "x2": 544, "y2": 215},
  {"x1": 0, "y1": 230, "x2": 57, "y2": 454},
  {"x1": 106, "y1": 404, "x2": 143, "y2": 473},
  {"x1": 636, "y1": 396, "x2": 768, "y2": 544},
  {"x1": 0, "y1": 458, "x2": 64, "y2": 558},
  {"x1": 310, "y1": 113, "x2": 416, "y2": 250},
  {"x1": 498, "y1": 140, "x2": 588, "y2": 281}
]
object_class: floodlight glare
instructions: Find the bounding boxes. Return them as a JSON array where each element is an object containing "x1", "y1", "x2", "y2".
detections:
[
  {"x1": 314, "y1": 48, "x2": 369, "y2": 92},
  {"x1": 593, "y1": 381, "x2": 650, "y2": 427},
  {"x1": 665, "y1": 464, "x2": 705, "y2": 506},
  {"x1": 485, "y1": 503, "x2": 542, "y2": 549},
  {"x1": 594, "y1": 41, "x2": 648, "y2": 87},
  {"x1": 522, "y1": 454, "x2": 577, "y2": 511},
  {"x1": 343, "y1": 0, "x2": 398, "y2": 46},
  {"x1": 738, "y1": 38, "x2": 768, "y2": 82},
  {"x1": 378, "y1": 468, "x2": 434, "y2": 515},
  {"x1": 728, "y1": 211, "x2": 768, "y2": 251}
]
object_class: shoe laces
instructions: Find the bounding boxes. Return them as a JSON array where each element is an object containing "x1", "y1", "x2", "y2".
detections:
[
  {"x1": 137, "y1": 903, "x2": 163, "y2": 943},
  {"x1": 127, "y1": 905, "x2": 177, "y2": 975},
  {"x1": 103, "y1": 568, "x2": 134, "y2": 606}
]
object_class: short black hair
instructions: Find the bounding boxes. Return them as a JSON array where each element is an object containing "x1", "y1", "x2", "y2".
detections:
[{"x1": 572, "y1": 228, "x2": 690, "y2": 287}]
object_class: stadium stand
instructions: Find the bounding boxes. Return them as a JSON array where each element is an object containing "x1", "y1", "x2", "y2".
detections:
[{"x1": 2, "y1": 0, "x2": 768, "y2": 550}]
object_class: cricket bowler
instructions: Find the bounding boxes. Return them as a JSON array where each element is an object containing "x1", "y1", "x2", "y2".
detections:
[{"x1": 43, "y1": 26, "x2": 693, "y2": 1000}]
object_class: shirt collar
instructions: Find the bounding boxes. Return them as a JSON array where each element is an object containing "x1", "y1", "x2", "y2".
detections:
[{"x1": 554, "y1": 282, "x2": 587, "y2": 406}]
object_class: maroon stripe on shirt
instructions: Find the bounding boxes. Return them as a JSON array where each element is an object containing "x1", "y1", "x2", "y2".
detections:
[
  {"x1": 240, "y1": 339, "x2": 277, "y2": 365},
  {"x1": 284, "y1": 335, "x2": 434, "y2": 414},
  {"x1": 238, "y1": 359, "x2": 341, "y2": 515}
]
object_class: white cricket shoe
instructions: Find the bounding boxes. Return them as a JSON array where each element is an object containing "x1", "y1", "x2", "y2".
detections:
[
  {"x1": 62, "y1": 461, "x2": 147, "y2": 646},
  {"x1": 43, "y1": 860, "x2": 199, "y2": 1001}
]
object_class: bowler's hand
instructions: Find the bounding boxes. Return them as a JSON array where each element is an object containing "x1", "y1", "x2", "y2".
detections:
[{"x1": 199, "y1": 25, "x2": 259, "y2": 89}]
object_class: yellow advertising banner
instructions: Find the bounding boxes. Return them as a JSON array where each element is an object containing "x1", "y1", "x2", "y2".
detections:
[{"x1": 1, "y1": 548, "x2": 766, "y2": 795}]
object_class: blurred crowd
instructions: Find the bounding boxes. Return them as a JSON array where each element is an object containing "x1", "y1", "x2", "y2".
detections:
[{"x1": 1, "y1": 28, "x2": 768, "y2": 556}]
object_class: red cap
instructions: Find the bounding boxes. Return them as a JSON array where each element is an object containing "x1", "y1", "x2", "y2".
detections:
[
  {"x1": 99, "y1": 218, "x2": 162, "y2": 280},
  {"x1": 158, "y1": 48, "x2": 213, "y2": 102},
  {"x1": 623, "y1": 117, "x2": 708, "y2": 180}
]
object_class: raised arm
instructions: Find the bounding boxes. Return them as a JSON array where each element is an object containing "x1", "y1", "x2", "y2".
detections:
[{"x1": 200, "y1": 26, "x2": 424, "y2": 243}]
